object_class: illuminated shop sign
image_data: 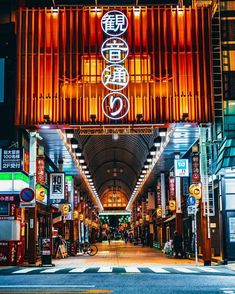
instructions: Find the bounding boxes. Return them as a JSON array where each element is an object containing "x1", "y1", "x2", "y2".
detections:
[{"x1": 101, "y1": 10, "x2": 129, "y2": 120}]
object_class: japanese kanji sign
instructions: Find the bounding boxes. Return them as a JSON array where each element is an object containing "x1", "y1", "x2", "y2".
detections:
[
  {"x1": 0, "y1": 148, "x2": 23, "y2": 172},
  {"x1": 49, "y1": 173, "x2": 65, "y2": 204},
  {"x1": 101, "y1": 10, "x2": 129, "y2": 120},
  {"x1": 101, "y1": 10, "x2": 128, "y2": 36},
  {"x1": 36, "y1": 157, "x2": 45, "y2": 185}
]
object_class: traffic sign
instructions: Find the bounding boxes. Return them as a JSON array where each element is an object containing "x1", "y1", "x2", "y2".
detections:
[
  {"x1": 187, "y1": 205, "x2": 197, "y2": 215},
  {"x1": 187, "y1": 196, "x2": 196, "y2": 206},
  {"x1": 20, "y1": 188, "x2": 35, "y2": 208}
]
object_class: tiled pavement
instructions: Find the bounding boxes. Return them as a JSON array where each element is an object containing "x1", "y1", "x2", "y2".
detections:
[{"x1": 1, "y1": 241, "x2": 235, "y2": 274}]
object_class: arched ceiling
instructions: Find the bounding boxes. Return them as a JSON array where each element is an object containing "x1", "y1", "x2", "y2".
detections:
[{"x1": 74, "y1": 132, "x2": 157, "y2": 200}]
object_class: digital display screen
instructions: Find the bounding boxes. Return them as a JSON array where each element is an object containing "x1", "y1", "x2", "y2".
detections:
[{"x1": 0, "y1": 58, "x2": 5, "y2": 103}]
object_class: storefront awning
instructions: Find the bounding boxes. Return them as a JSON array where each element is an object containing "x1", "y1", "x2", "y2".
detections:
[{"x1": 215, "y1": 138, "x2": 235, "y2": 174}]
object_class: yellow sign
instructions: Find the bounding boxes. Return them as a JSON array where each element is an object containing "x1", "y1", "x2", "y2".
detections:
[
  {"x1": 169, "y1": 200, "x2": 176, "y2": 211},
  {"x1": 62, "y1": 204, "x2": 71, "y2": 215},
  {"x1": 189, "y1": 184, "x2": 201, "y2": 200},
  {"x1": 36, "y1": 187, "x2": 45, "y2": 202},
  {"x1": 156, "y1": 208, "x2": 162, "y2": 217},
  {"x1": 73, "y1": 211, "x2": 78, "y2": 219}
]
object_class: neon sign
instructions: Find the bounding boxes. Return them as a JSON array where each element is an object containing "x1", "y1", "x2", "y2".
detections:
[{"x1": 101, "y1": 10, "x2": 129, "y2": 120}]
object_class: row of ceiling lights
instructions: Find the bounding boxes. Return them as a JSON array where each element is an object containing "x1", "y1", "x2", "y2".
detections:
[
  {"x1": 65, "y1": 130, "x2": 103, "y2": 211},
  {"x1": 126, "y1": 128, "x2": 168, "y2": 211}
]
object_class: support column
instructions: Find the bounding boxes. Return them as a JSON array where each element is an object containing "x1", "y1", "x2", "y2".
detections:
[
  {"x1": 28, "y1": 131, "x2": 37, "y2": 264},
  {"x1": 199, "y1": 126, "x2": 212, "y2": 266},
  {"x1": 175, "y1": 154, "x2": 183, "y2": 235},
  {"x1": 161, "y1": 173, "x2": 166, "y2": 243}
]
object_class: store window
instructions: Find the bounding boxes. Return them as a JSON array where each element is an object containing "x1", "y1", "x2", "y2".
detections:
[{"x1": 0, "y1": 202, "x2": 9, "y2": 216}]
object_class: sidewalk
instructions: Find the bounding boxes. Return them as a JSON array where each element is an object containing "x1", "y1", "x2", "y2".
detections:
[{"x1": 52, "y1": 241, "x2": 204, "y2": 268}]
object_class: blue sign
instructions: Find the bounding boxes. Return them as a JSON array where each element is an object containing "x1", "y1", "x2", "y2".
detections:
[
  {"x1": 174, "y1": 159, "x2": 189, "y2": 177},
  {"x1": 187, "y1": 195, "x2": 196, "y2": 206},
  {"x1": 20, "y1": 188, "x2": 35, "y2": 202}
]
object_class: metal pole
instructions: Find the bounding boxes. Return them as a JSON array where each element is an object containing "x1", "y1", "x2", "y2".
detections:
[{"x1": 194, "y1": 208, "x2": 198, "y2": 266}]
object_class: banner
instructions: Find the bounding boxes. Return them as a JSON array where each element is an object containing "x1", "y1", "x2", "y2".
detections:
[
  {"x1": 49, "y1": 173, "x2": 65, "y2": 204},
  {"x1": 192, "y1": 154, "x2": 200, "y2": 182},
  {"x1": 36, "y1": 157, "x2": 45, "y2": 185}
]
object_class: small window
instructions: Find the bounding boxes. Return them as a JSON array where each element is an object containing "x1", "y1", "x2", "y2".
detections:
[{"x1": 0, "y1": 202, "x2": 9, "y2": 216}]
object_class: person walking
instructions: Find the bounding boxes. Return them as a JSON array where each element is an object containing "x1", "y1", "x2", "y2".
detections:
[
  {"x1": 107, "y1": 232, "x2": 111, "y2": 245},
  {"x1": 173, "y1": 231, "x2": 183, "y2": 258},
  {"x1": 124, "y1": 231, "x2": 128, "y2": 244}
]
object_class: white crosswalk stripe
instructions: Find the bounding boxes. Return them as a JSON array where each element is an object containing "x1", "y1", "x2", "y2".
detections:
[
  {"x1": 124, "y1": 267, "x2": 141, "y2": 273},
  {"x1": 173, "y1": 267, "x2": 197, "y2": 273},
  {"x1": 7, "y1": 266, "x2": 234, "y2": 275},
  {"x1": 98, "y1": 267, "x2": 113, "y2": 273},
  {"x1": 148, "y1": 267, "x2": 170, "y2": 273},
  {"x1": 69, "y1": 267, "x2": 89, "y2": 273},
  {"x1": 198, "y1": 267, "x2": 219, "y2": 273},
  {"x1": 40, "y1": 268, "x2": 65, "y2": 273},
  {"x1": 12, "y1": 268, "x2": 38, "y2": 274}
]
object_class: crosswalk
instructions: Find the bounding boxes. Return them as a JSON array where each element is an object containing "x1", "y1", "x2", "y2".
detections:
[{"x1": 1, "y1": 266, "x2": 234, "y2": 275}]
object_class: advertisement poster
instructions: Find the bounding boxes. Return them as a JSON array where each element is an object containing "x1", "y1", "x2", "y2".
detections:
[
  {"x1": 0, "y1": 148, "x2": 23, "y2": 172},
  {"x1": 229, "y1": 217, "x2": 235, "y2": 243},
  {"x1": 49, "y1": 173, "x2": 65, "y2": 204}
]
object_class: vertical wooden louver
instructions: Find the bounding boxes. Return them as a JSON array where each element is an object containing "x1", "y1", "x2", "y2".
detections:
[{"x1": 15, "y1": 6, "x2": 214, "y2": 126}]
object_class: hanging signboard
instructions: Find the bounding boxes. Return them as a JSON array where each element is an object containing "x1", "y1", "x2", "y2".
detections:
[
  {"x1": 36, "y1": 157, "x2": 45, "y2": 185},
  {"x1": 35, "y1": 184, "x2": 47, "y2": 205},
  {"x1": 0, "y1": 148, "x2": 23, "y2": 172},
  {"x1": 189, "y1": 183, "x2": 202, "y2": 200},
  {"x1": 169, "y1": 177, "x2": 175, "y2": 199},
  {"x1": 101, "y1": 10, "x2": 129, "y2": 121},
  {"x1": 174, "y1": 159, "x2": 189, "y2": 177},
  {"x1": 49, "y1": 173, "x2": 65, "y2": 204},
  {"x1": 192, "y1": 154, "x2": 200, "y2": 182}
]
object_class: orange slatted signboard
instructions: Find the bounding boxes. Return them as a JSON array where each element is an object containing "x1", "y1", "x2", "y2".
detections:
[{"x1": 15, "y1": 6, "x2": 214, "y2": 127}]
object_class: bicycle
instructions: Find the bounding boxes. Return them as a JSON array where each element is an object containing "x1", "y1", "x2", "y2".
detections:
[{"x1": 77, "y1": 242, "x2": 98, "y2": 256}]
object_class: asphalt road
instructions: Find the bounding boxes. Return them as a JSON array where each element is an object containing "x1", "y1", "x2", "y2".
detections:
[{"x1": 1, "y1": 267, "x2": 235, "y2": 294}]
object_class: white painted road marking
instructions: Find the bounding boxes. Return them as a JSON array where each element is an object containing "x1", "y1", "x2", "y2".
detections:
[
  {"x1": 124, "y1": 267, "x2": 140, "y2": 273},
  {"x1": 12, "y1": 268, "x2": 38, "y2": 274},
  {"x1": 199, "y1": 267, "x2": 220, "y2": 273},
  {"x1": 148, "y1": 267, "x2": 170, "y2": 273},
  {"x1": 0, "y1": 285, "x2": 95, "y2": 288},
  {"x1": 40, "y1": 268, "x2": 65, "y2": 273},
  {"x1": 98, "y1": 266, "x2": 113, "y2": 273},
  {"x1": 69, "y1": 267, "x2": 89, "y2": 273},
  {"x1": 174, "y1": 267, "x2": 197, "y2": 273}
]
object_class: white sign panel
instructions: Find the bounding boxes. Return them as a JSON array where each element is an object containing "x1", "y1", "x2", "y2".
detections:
[
  {"x1": 174, "y1": 159, "x2": 189, "y2": 177},
  {"x1": 49, "y1": 173, "x2": 65, "y2": 204},
  {"x1": 101, "y1": 10, "x2": 129, "y2": 121}
]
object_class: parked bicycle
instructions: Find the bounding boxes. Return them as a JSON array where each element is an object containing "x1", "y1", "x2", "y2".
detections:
[{"x1": 77, "y1": 242, "x2": 98, "y2": 256}]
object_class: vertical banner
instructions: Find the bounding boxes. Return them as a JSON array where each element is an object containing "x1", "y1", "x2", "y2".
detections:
[
  {"x1": 36, "y1": 157, "x2": 45, "y2": 185},
  {"x1": 169, "y1": 177, "x2": 175, "y2": 199},
  {"x1": 49, "y1": 173, "x2": 65, "y2": 204},
  {"x1": 192, "y1": 154, "x2": 200, "y2": 182},
  {"x1": 160, "y1": 173, "x2": 166, "y2": 218},
  {"x1": 147, "y1": 192, "x2": 155, "y2": 210},
  {"x1": 101, "y1": 10, "x2": 130, "y2": 120}
]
